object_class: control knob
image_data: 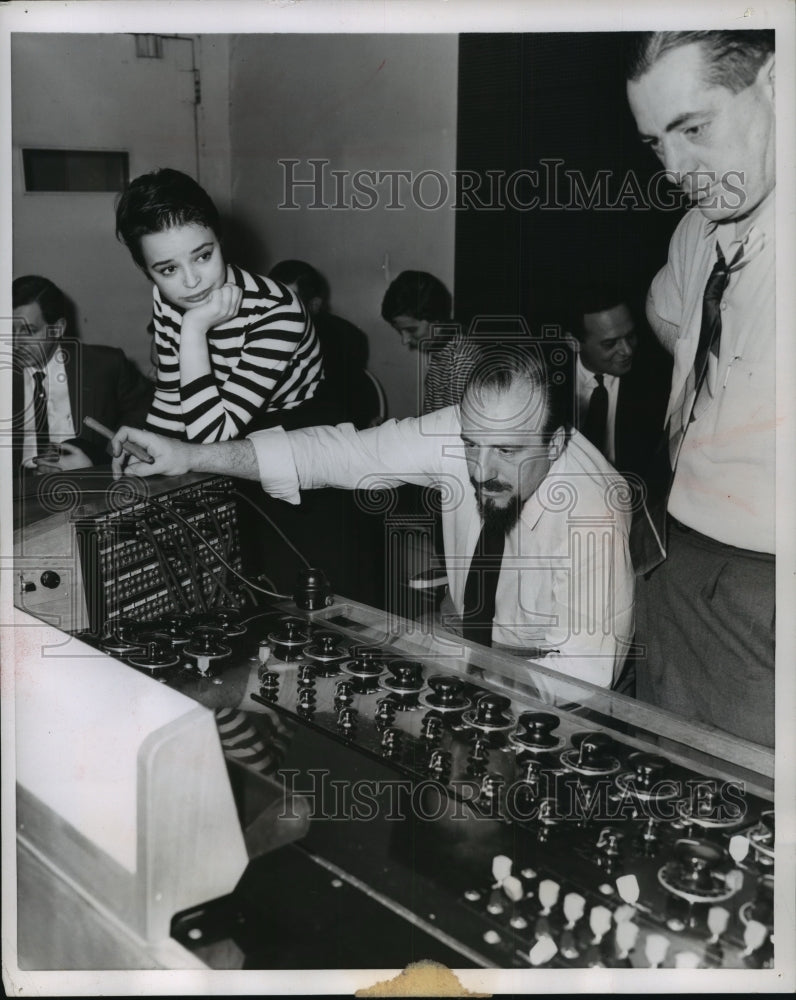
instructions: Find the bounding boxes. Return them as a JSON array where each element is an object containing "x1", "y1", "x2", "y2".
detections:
[
  {"x1": 267, "y1": 618, "x2": 310, "y2": 662},
  {"x1": 304, "y1": 631, "x2": 346, "y2": 676},
  {"x1": 512, "y1": 711, "x2": 561, "y2": 751},
  {"x1": 464, "y1": 693, "x2": 514, "y2": 731},
  {"x1": 293, "y1": 567, "x2": 334, "y2": 610},
  {"x1": 383, "y1": 659, "x2": 425, "y2": 693},
  {"x1": 423, "y1": 675, "x2": 470, "y2": 711}
]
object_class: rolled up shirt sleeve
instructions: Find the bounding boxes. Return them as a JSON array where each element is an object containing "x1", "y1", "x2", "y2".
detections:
[
  {"x1": 249, "y1": 409, "x2": 456, "y2": 502},
  {"x1": 247, "y1": 426, "x2": 303, "y2": 504}
]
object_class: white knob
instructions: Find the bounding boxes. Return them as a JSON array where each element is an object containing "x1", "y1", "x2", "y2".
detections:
[
  {"x1": 707, "y1": 906, "x2": 730, "y2": 942},
  {"x1": 563, "y1": 892, "x2": 586, "y2": 928},
  {"x1": 538, "y1": 878, "x2": 560, "y2": 914},
  {"x1": 615, "y1": 920, "x2": 639, "y2": 959},
  {"x1": 645, "y1": 933, "x2": 670, "y2": 968},
  {"x1": 616, "y1": 873, "x2": 640, "y2": 906},
  {"x1": 675, "y1": 950, "x2": 701, "y2": 968},
  {"x1": 492, "y1": 854, "x2": 512, "y2": 887},
  {"x1": 529, "y1": 936, "x2": 558, "y2": 966},
  {"x1": 743, "y1": 920, "x2": 768, "y2": 955},
  {"x1": 502, "y1": 875, "x2": 523, "y2": 902},
  {"x1": 614, "y1": 904, "x2": 637, "y2": 925},
  {"x1": 589, "y1": 905, "x2": 612, "y2": 943},
  {"x1": 728, "y1": 835, "x2": 750, "y2": 864},
  {"x1": 724, "y1": 869, "x2": 744, "y2": 893}
]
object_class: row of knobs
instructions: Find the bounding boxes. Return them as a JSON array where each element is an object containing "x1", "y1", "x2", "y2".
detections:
[
  {"x1": 101, "y1": 609, "x2": 246, "y2": 673},
  {"x1": 468, "y1": 856, "x2": 771, "y2": 968}
]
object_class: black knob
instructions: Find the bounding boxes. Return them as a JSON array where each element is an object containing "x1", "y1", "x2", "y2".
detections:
[
  {"x1": 428, "y1": 749, "x2": 452, "y2": 781},
  {"x1": 153, "y1": 613, "x2": 192, "y2": 642},
  {"x1": 259, "y1": 669, "x2": 279, "y2": 690},
  {"x1": 334, "y1": 680, "x2": 354, "y2": 706},
  {"x1": 516, "y1": 712, "x2": 560, "y2": 748},
  {"x1": 388, "y1": 659, "x2": 424, "y2": 690},
  {"x1": 759, "y1": 810, "x2": 774, "y2": 844},
  {"x1": 40, "y1": 571, "x2": 61, "y2": 589},
  {"x1": 188, "y1": 626, "x2": 227, "y2": 655},
  {"x1": 283, "y1": 618, "x2": 305, "y2": 638},
  {"x1": 337, "y1": 706, "x2": 358, "y2": 731},
  {"x1": 421, "y1": 712, "x2": 444, "y2": 743},
  {"x1": 520, "y1": 758, "x2": 543, "y2": 785},
  {"x1": 294, "y1": 567, "x2": 333, "y2": 610},
  {"x1": 381, "y1": 727, "x2": 401, "y2": 756},
  {"x1": 22, "y1": 581, "x2": 36, "y2": 593},
  {"x1": 376, "y1": 697, "x2": 397, "y2": 725},
  {"x1": 575, "y1": 732, "x2": 614, "y2": 768},
  {"x1": 478, "y1": 772, "x2": 504, "y2": 803},
  {"x1": 317, "y1": 632, "x2": 340, "y2": 655},
  {"x1": 129, "y1": 639, "x2": 179, "y2": 670},
  {"x1": 674, "y1": 839, "x2": 723, "y2": 891},
  {"x1": 297, "y1": 664, "x2": 316, "y2": 687},
  {"x1": 350, "y1": 646, "x2": 383, "y2": 674},
  {"x1": 467, "y1": 736, "x2": 490, "y2": 777},
  {"x1": 473, "y1": 693, "x2": 512, "y2": 727},
  {"x1": 297, "y1": 688, "x2": 316, "y2": 712},
  {"x1": 597, "y1": 827, "x2": 624, "y2": 857},
  {"x1": 427, "y1": 675, "x2": 466, "y2": 707},
  {"x1": 631, "y1": 753, "x2": 668, "y2": 789}
]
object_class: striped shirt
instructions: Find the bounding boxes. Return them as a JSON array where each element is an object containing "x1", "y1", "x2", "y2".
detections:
[
  {"x1": 146, "y1": 263, "x2": 323, "y2": 442},
  {"x1": 422, "y1": 332, "x2": 480, "y2": 414}
]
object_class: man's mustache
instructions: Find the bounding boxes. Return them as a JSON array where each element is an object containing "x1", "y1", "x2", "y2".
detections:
[{"x1": 470, "y1": 477, "x2": 512, "y2": 494}]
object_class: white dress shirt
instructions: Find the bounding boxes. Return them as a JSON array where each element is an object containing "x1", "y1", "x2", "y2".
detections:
[
  {"x1": 20, "y1": 350, "x2": 76, "y2": 466},
  {"x1": 575, "y1": 355, "x2": 620, "y2": 465},
  {"x1": 248, "y1": 408, "x2": 635, "y2": 688},
  {"x1": 647, "y1": 193, "x2": 775, "y2": 553}
]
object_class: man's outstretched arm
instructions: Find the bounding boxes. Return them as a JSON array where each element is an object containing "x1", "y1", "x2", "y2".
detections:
[{"x1": 111, "y1": 426, "x2": 260, "y2": 482}]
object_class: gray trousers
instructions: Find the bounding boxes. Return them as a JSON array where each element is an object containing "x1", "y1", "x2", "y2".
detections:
[{"x1": 634, "y1": 518, "x2": 775, "y2": 747}]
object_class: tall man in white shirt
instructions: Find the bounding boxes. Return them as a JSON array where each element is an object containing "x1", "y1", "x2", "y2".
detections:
[
  {"x1": 112, "y1": 345, "x2": 635, "y2": 690},
  {"x1": 625, "y1": 31, "x2": 776, "y2": 745}
]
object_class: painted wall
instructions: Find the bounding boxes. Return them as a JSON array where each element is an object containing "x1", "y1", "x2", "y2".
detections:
[
  {"x1": 11, "y1": 32, "x2": 458, "y2": 417},
  {"x1": 11, "y1": 33, "x2": 232, "y2": 377},
  {"x1": 226, "y1": 34, "x2": 459, "y2": 419}
]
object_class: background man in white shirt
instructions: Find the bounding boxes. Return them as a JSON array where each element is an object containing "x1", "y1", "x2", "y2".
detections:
[{"x1": 625, "y1": 30, "x2": 776, "y2": 745}]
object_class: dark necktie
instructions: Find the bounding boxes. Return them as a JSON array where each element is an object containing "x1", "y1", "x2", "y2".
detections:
[
  {"x1": 32, "y1": 370, "x2": 50, "y2": 454},
  {"x1": 630, "y1": 241, "x2": 743, "y2": 576},
  {"x1": 462, "y1": 519, "x2": 505, "y2": 647},
  {"x1": 582, "y1": 373, "x2": 608, "y2": 453}
]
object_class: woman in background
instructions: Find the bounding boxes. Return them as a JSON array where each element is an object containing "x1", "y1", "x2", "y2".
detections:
[{"x1": 381, "y1": 269, "x2": 477, "y2": 415}]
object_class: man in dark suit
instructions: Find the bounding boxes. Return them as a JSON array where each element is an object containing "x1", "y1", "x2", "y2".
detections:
[
  {"x1": 569, "y1": 286, "x2": 672, "y2": 486},
  {"x1": 11, "y1": 275, "x2": 154, "y2": 478}
]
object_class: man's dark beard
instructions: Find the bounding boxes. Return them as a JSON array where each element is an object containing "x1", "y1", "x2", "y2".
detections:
[{"x1": 475, "y1": 491, "x2": 522, "y2": 535}]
